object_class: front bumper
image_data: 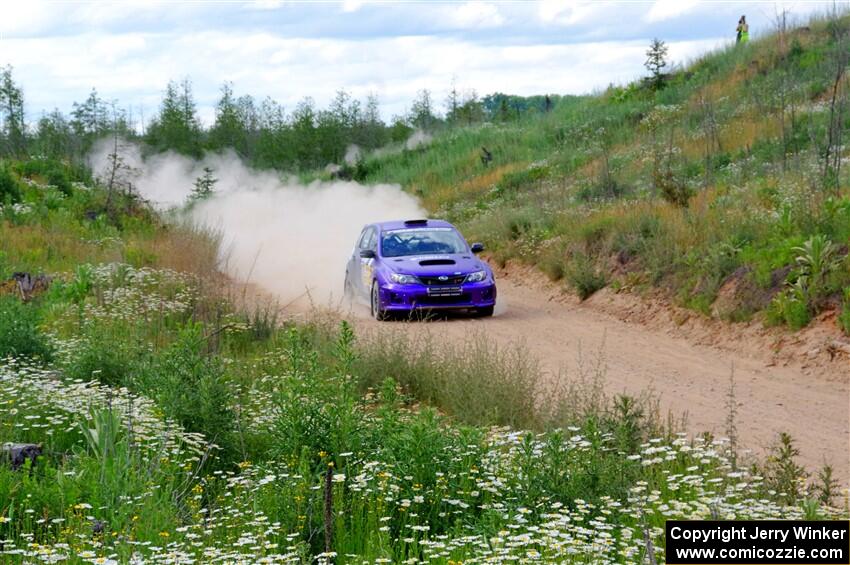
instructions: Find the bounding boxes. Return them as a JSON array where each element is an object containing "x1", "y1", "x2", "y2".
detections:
[{"x1": 377, "y1": 280, "x2": 497, "y2": 311}]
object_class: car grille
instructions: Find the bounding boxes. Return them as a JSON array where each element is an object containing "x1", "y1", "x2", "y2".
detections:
[
  {"x1": 418, "y1": 293, "x2": 471, "y2": 306},
  {"x1": 419, "y1": 274, "x2": 467, "y2": 285}
]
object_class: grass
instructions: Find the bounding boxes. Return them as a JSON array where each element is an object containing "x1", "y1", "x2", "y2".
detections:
[{"x1": 0, "y1": 166, "x2": 845, "y2": 563}]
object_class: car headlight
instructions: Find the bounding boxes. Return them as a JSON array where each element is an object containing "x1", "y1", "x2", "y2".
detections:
[
  {"x1": 390, "y1": 273, "x2": 420, "y2": 284},
  {"x1": 466, "y1": 270, "x2": 488, "y2": 283}
]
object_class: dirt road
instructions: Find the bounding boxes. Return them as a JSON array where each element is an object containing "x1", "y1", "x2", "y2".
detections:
[{"x1": 348, "y1": 272, "x2": 850, "y2": 486}]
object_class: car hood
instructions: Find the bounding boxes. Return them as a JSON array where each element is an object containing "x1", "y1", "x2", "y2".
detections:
[{"x1": 385, "y1": 254, "x2": 487, "y2": 276}]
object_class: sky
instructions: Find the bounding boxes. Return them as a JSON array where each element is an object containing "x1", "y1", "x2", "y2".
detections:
[{"x1": 0, "y1": 0, "x2": 841, "y2": 126}]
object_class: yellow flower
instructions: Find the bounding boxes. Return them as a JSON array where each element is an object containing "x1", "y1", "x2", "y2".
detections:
[{"x1": 159, "y1": 531, "x2": 170, "y2": 538}]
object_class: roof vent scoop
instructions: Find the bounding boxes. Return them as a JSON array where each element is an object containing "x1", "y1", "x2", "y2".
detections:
[
  {"x1": 419, "y1": 259, "x2": 455, "y2": 266},
  {"x1": 404, "y1": 219, "x2": 428, "y2": 226}
]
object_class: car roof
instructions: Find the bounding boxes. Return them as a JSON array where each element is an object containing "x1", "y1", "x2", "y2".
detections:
[{"x1": 374, "y1": 219, "x2": 455, "y2": 232}]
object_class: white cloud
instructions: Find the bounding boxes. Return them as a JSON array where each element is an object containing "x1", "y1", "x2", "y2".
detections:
[
  {"x1": 341, "y1": 0, "x2": 366, "y2": 13},
  {"x1": 537, "y1": 0, "x2": 600, "y2": 25},
  {"x1": 0, "y1": 1, "x2": 63, "y2": 36},
  {"x1": 645, "y1": 0, "x2": 701, "y2": 23},
  {"x1": 251, "y1": 0, "x2": 285, "y2": 9},
  {"x1": 449, "y1": 1, "x2": 505, "y2": 29}
]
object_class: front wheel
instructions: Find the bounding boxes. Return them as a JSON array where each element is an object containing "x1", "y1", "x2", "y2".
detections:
[
  {"x1": 371, "y1": 281, "x2": 389, "y2": 321},
  {"x1": 475, "y1": 305, "x2": 494, "y2": 317}
]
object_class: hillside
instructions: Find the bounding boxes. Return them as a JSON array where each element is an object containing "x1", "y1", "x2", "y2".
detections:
[{"x1": 351, "y1": 12, "x2": 850, "y2": 336}]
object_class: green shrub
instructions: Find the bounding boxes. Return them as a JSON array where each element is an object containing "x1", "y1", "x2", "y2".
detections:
[
  {"x1": 47, "y1": 169, "x2": 73, "y2": 196},
  {"x1": 65, "y1": 324, "x2": 142, "y2": 387},
  {"x1": 138, "y1": 324, "x2": 237, "y2": 462},
  {"x1": 760, "y1": 432, "x2": 807, "y2": 504},
  {"x1": 0, "y1": 296, "x2": 53, "y2": 363},
  {"x1": 791, "y1": 234, "x2": 841, "y2": 309},
  {"x1": 566, "y1": 253, "x2": 607, "y2": 300},
  {"x1": 654, "y1": 169, "x2": 694, "y2": 208},
  {"x1": 575, "y1": 176, "x2": 627, "y2": 201},
  {"x1": 495, "y1": 163, "x2": 549, "y2": 195},
  {"x1": 838, "y1": 288, "x2": 850, "y2": 336},
  {"x1": 0, "y1": 165, "x2": 21, "y2": 204},
  {"x1": 270, "y1": 323, "x2": 374, "y2": 474},
  {"x1": 538, "y1": 253, "x2": 566, "y2": 281},
  {"x1": 15, "y1": 158, "x2": 78, "y2": 197},
  {"x1": 767, "y1": 287, "x2": 811, "y2": 330}
]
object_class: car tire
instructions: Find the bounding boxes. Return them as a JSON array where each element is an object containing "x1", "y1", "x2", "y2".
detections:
[
  {"x1": 371, "y1": 281, "x2": 389, "y2": 321},
  {"x1": 475, "y1": 305, "x2": 495, "y2": 317},
  {"x1": 343, "y1": 270, "x2": 354, "y2": 299}
]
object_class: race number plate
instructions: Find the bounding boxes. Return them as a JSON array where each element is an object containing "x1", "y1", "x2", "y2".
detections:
[{"x1": 427, "y1": 286, "x2": 462, "y2": 297}]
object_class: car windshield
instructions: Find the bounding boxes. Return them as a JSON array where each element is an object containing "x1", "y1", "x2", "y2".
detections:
[{"x1": 381, "y1": 228, "x2": 468, "y2": 258}]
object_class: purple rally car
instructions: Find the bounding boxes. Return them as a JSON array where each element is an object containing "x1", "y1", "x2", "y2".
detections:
[{"x1": 344, "y1": 219, "x2": 497, "y2": 320}]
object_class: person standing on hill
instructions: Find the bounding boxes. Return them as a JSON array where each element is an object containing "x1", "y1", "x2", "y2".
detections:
[{"x1": 736, "y1": 15, "x2": 749, "y2": 44}]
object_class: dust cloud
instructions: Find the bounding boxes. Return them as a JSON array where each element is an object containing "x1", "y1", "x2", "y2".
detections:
[
  {"x1": 89, "y1": 139, "x2": 425, "y2": 305},
  {"x1": 404, "y1": 130, "x2": 432, "y2": 150}
]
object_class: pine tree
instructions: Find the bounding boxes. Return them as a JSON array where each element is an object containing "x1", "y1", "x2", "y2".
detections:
[
  {"x1": 254, "y1": 97, "x2": 290, "y2": 169},
  {"x1": 409, "y1": 89, "x2": 437, "y2": 130},
  {"x1": 71, "y1": 88, "x2": 109, "y2": 137},
  {"x1": 34, "y1": 110, "x2": 73, "y2": 159},
  {"x1": 644, "y1": 38, "x2": 669, "y2": 90},
  {"x1": 146, "y1": 78, "x2": 202, "y2": 156},
  {"x1": 361, "y1": 93, "x2": 387, "y2": 149},
  {"x1": 457, "y1": 90, "x2": 484, "y2": 125},
  {"x1": 190, "y1": 166, "x2": 217, "y2": 201},
  {"x1": 291, "y1": 97, "x2": 319, "y2": 169},
  {"x1": 0, "y1": 66, "x2": 27, "y2": 156},
  {"x1": 445, "y1": 78, "x2": 460, "y2": 124},
  {"x1": 209, "y1": 82, "x2": 247, "y2": 153}
]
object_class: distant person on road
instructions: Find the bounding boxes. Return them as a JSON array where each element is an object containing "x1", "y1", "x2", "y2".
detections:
[{"x1": 736, "y1": 15, "x2": 749, "y2": 44}]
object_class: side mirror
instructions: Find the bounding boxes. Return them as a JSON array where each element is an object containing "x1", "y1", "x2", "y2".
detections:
[
  {"x1": 359, "y1": 249, "x2": 376, "y2": 259},
  {"x1": 470, "y1": 243, "x2": 485, "y2": 254}
]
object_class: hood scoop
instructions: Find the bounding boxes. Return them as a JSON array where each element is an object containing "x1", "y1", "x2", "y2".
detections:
[{"x1": 419, "y1": 259, "x2": 455, "y2": 266}]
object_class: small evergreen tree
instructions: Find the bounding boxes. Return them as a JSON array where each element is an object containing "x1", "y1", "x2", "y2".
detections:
[
  {"x1": 445, "y1": 78, "x2": 460, "y2": 124},
  {"x1": 644, "y1": 38, "x2": 669, "y2": 90},
  {"x1": 190, "y1": 167, "x2": 217, "y2": 201}
]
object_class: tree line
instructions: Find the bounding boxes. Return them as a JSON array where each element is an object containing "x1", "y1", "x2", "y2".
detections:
[{"x1": 0, "y1": 66, "x2": 564, "y2": 171}]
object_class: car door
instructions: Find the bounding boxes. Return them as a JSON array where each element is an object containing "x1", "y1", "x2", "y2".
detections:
[
  {"x1": 351, "y1": 226, "x2": 376, "y2": 298},
  {"x1": 359, "y1": 227, "x2": 378, "y2": 295}
]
